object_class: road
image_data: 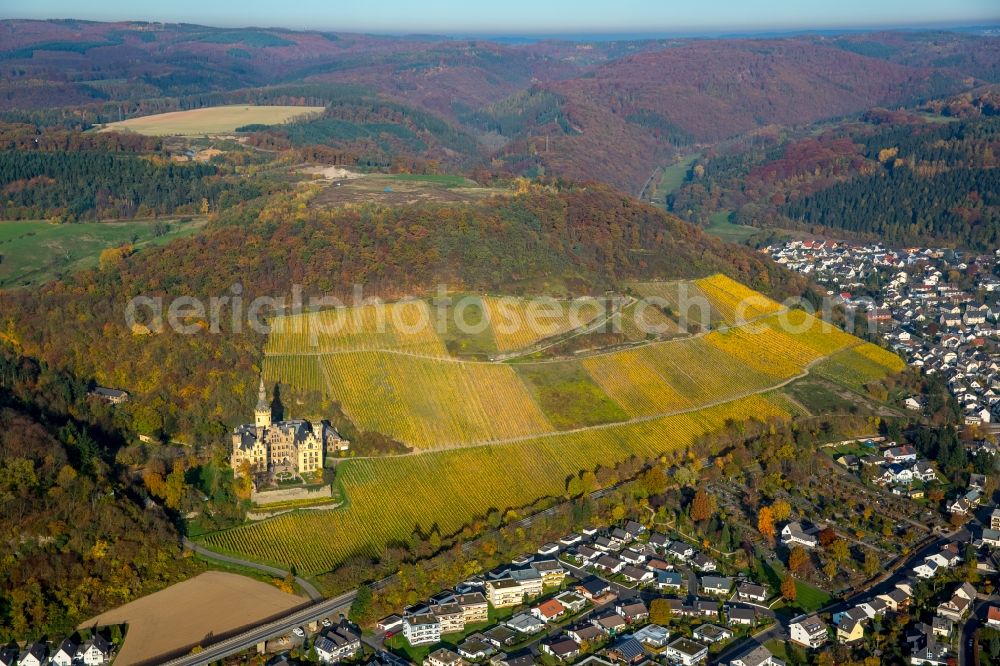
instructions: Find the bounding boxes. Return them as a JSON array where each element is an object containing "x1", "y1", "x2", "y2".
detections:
[
  {"x1": 960, "y1": 595, "x2": 1000, "y2": 666},
  {"x1": 159, "y1": 589, "x2": 357, "y2": 666},
  {"x1": 184, "y1": 538, "x2": 323, "y2": 602}
]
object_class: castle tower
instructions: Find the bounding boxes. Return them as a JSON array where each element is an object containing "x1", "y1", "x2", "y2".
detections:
[{"x1": 254, "y1": 377, "x2": 272, "y2": 430}]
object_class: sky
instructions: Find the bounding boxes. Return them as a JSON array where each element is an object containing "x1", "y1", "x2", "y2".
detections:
[{"x1": 2, "y1": 0, "x2": 999, "y2": 35}]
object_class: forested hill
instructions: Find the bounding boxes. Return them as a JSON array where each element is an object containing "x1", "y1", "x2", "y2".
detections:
[
  {"x1": 2, "y1": 20, "x2": 997, "y2": 193},
  {"x1": 670, "y1": 111, "x2": 1000, "y2": 250},
  {"x1": 0, "y1": 182, "x2": 804, "y2": 443},
  {"x1": 0, "y1": 345, "x2": 189, "y2": 641}
]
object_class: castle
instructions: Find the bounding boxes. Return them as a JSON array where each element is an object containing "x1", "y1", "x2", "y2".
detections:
[{"x1": 230, "y1": 378, "x2": 348, "y2": 478}]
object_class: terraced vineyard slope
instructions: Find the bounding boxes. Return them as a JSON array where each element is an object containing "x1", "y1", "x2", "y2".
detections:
[{"x1": 199, "y1": 275, "x2": 906, "y2": 574}]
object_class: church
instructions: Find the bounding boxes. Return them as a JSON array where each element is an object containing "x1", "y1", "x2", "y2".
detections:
[{"x1": 230, "y1": 378, "x2": 348, "y2": 478}]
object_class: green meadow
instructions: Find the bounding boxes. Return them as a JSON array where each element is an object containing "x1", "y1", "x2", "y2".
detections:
[{"x1": 0, "y1": 217, "x2": 205, "y2": 288}]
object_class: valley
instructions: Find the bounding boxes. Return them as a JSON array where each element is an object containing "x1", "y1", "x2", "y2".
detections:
[{"x1": 0, "y1": 11, "x2": 997, "y2": 666}]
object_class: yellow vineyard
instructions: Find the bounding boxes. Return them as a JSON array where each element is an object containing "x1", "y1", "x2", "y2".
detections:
[
  {"x1": 481, "y1": 295, "x2": 604, "y2": 352},
  {"x1": 319, "y1": 352, "x2": 554, "y2": 448},
  {"x1": 201, "y1": 394, "x2": 791, "y2": 575},
  {"x1": 202, "y1": 274, "x2": 907, "y2": 574}
]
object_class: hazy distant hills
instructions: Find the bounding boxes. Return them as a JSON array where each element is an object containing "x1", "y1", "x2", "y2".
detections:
[{"x1": 2, "y1": 19, "x2": 997, "y2": 191}]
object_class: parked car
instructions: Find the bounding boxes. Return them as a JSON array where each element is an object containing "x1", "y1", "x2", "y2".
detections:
[
  {"x1": 322, "y1": 618, "x2": 332, "y2": 627},
  {"x1": 293, "y1": 627, "x2": 305, "y2": 638}
]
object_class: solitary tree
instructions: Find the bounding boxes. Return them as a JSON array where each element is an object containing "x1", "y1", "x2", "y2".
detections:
[
  {"x1": 770, "y1": 499, "x2": 791, "y2": 522},
  {"x1": 781, "y1": 576, "x2": 797, "y2": 602},
  {"x1": 690, "y1": 488, "x2": 714, "y2": 523},
  {"x1": 788, "y1": 546, "x2": 809, "y2": 575},
  {"x1": 649, "y1": 598, "x2": 674, "y2": 625},
  {"x1": 757, "y1": 506, "x2": 775, "y2": 541}
]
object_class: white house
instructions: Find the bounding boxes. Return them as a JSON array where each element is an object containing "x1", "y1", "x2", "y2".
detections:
[
  {"x1": 664, "y1": 638, "x2": 708, "y2": 666},
  {"x1": 789, "y1": 615, "x2": 828, "y2": 649},
  {"x1": 728, "y1": 645, "x2": 785, "y2": 666},
  {"x1": 77, "y1": 636, "x2": 112, "y2": 666},
  {"x1": 50, "y1": 641, "x2": 77, "y2": 666},
  {"x1": 780, "y1": 522, "x2": 818, "y2": 548},
  {"x1": 404, "y1": 614, "x2": 442, "y2": 646}
]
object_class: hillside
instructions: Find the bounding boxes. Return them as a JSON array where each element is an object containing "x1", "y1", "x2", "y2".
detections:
[
  {"x1": 667, "y1": 111, "x2": 1000, "y2": 249},
  {"x1": 2, "y1": 20, "x2": 996, "y2": 192},
  {"x1": 200, "y1": 278, "x2": 905, "y2": 575},
  {"x1": 0, "y1": 344, "x2": 190, "y2": 641},
  {"x1": 0, "y1": 182, "x2": 804, "y2": 445}
]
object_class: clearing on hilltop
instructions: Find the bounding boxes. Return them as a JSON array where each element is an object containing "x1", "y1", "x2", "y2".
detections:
[{"x1": 98, "y1": 105, "x2": 324, "y2": 136}]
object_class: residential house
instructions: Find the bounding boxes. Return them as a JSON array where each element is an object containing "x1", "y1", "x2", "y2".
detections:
[
  {"x1": 701, "y1": 576, "x2": 733, "y2": 596},
  {"x1": 693, "y1": 600, "x2": 718, "y2": 617},
  {"x1": 727, "y1": 645, "x2": 785, "y2": 666},
  {"x1": 736, "y1": 583, "x2": 767, "y2": 604},
  {"x1": 578, "y1": 578, "x2": 613, "y2": 602},
  {"x1": 404, "y1": 615, "x2": 442, "y2": 646},
  {"x1": 566, "y1": 624, "x2": 603, "y2": 645},
  {"x1": 555, "y1": 590, "x2": 587, "y2": 613},
  {"x1": 433, "y1": 603, "x2": 466, "y2": 634},
  {"x1": 936, "y1": 582, "x2": 976, "y2": 621},
  {"x1": 616, "y1": 600, "x2": 649, "y2": 623},
  {"x1": 656, "y1": 571, "x2": 684, "y2": 592},
  {"x1": 648, "y1": 533, "x2": 669, "y2": 550},
  {"x1": 987, "y1": 606, "x2": 1000, "y2": 629},
  {"x1": 540, "y1": 638, "x2": 580, "y2": 662},
  {"x1": 425, "y1": 648, "x2": 466, "y2": 666},
  {"x1": 482, "y1": 626, "x2": 517, "y2": 648},
  {"x1": 456, "y1": 593, "x2": 489, "y2": 625},
  {"x1": 606, "y1": 638, "x2": 645, "y2": 664},
  {"x1": 619, "y1": 565, "x2": 653, "y2": 584},
  {"x1": 667, "y1": 541, "x2": 694, "y2": 561},
  {"x1": 554, "y1": 591, "x2": 587, "y2": 613},
  {"x1": 837, "y1": 618, "x2": 865, "y2": 644},
  {"x1": 490, "y1": 653, "x2": 535, "y2": 666},
  {"x1": 50, "y1": 640, "x2": 77, "y2": 666},
  {"x1": 692, "y1": 624, "x2": 733, "y2": 644},
  {"x1": 17, "y1": 645, "x2": 47, "y2": 666},
  {"x1": 0, "y1": 646, "x2": 18, "y2": 666},
  {"x1": 914, "y1": 558, "x2": 941, "y2": 579},
  {"x1": 664, "y1": 638, "x2": 708, "y2": 666},
  {"x1": 631, "y1": 624, "x2": 670, "y2": 648},
  {"x1": 591, "y1": 611, "x2": 627, "y2": 635},
  {"x1": 537, "y1": 543, "x2": 560, "y2": 556},
  {"x1": 506, "y1": 614, "x2": 545, "y2": 635},
  {"x1": 623, "y1": 521, "x2": 645, "y2": 539},
  {"x1": 884, "y1": 445, "x2": 918, "y2": 462},
  {"x1": 727, "y1": 607, "x2": 756, "y2": 627},
  {"x1": 531, "y1": 599, "x2": 566, "y2": 624},
  {"x1": 77, "y1": 636, "x2": 112, "y2": 666},
  {"x1": 532, "y1": 560, "x2": 567, "y2": 587},
  {"x1": 486, "y1": 578, "x2": 530, "y2": 608},
  {"x1": 789, "y1": 615, "x2": 828, "y2": 649},
  {"x1": 594, "y1": 555, "x2": 626, "y2": 575},
  {"x1": 877, "y1": 588, "x2": 912, "y2": 612},
  {"x1": 858, "y1": 598, "x2": 889, "y2": 619},
  {"x1": 691, "y1": 553, "x2": 717, "y2": 572},
  {"x1": 315, "y1": 623, "x2": 361, "y2": 664},
  {"x1": 458, "y1": 637, "x2": 494, "y2": 661},
  {"x1": 931, "y1": 616, "x2": 952, "y2": 639},
  {"x1": 619, "y1": 548, "x2": 646, "y2": 566}
]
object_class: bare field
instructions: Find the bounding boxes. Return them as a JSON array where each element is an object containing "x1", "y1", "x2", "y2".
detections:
[
  {"x1": 99, "y1": 105, "x2": 324, "y2": 136},
  {"x1": 81, "y1": 571, "x2": 307, "y2": 665},
  {"x1": 311, "y1": 173, "x2": 506, "y2": 207}
]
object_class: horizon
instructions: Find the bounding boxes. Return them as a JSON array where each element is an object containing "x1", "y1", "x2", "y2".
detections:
[{"x1": 4, "y1": 0, "x2": 1000, "y2": 37}]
